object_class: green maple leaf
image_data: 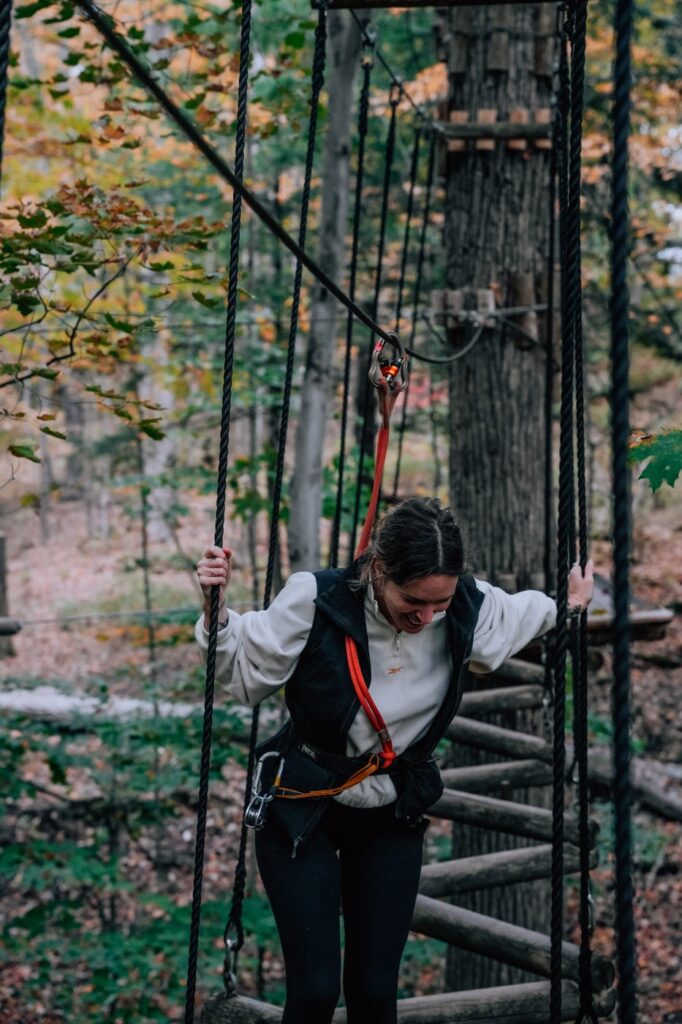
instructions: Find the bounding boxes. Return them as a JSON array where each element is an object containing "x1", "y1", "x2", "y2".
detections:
[{"x1": 628, "y1": 430, "x2": 682, "y2": 492}]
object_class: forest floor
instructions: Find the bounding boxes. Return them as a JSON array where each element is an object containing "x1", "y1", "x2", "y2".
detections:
[{"x1": 1, "y1": 492, "x2": 681, "y2": 1022}]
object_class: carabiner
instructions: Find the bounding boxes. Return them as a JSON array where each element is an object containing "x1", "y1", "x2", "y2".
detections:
[
  {"x1": 369, "y1": 332, "x2": 408, "y2": 394},
  {"x1": 244, "y1": 751, "x2": 285, "y2": 831}
]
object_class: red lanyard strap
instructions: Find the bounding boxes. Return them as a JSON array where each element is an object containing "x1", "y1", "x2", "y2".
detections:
[{"x1": 345, "y1": 634, "x2": 396, "y2": 767}]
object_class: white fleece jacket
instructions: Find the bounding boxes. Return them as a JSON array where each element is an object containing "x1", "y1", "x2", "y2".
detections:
[{"x1": 195, "y1": 574, "x2": 556, "y2": 807}]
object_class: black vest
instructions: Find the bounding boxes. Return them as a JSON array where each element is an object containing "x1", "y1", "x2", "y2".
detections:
[{"x1": 256, "y1": 563, "x2": 484, "y2": 854}]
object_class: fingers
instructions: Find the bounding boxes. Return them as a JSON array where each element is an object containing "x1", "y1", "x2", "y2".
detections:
[{"x1": 196, "y1": 546, "x2": 233, "y2": 591}]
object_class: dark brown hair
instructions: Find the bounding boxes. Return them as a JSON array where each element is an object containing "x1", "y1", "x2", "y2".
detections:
[{"x1": 358, "y1": 496, "x2": 466, "y2": 585}]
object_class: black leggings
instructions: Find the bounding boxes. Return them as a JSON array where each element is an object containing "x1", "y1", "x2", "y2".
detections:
[{"x1": 255, "y1": 800, "x2": 425, "y2": 1024}]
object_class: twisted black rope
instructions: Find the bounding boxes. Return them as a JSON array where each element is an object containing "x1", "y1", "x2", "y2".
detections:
[
  {"x1": 350, "y1": 90, "x2": 399, "y2": 554},
  {"x1": 75, "y1": 0, "x2": 396, "y2": 351},
  {"x1": 263, "y1": 4, "x2": 328, "y2": 610},
  {"x1": 611, "y1": 0, "x2": 637, "y2": 1020},
  {"x1": 221, "y1": 9, "x2": 328, "y2": 982},
  {"x1": 388, "y1": 126, "x2": 420, "y2": 498},
  {"x1": 330, "y1": 44, "x2": 373, "y2": 570},
  {"x1": 0, "y1": 0, "x2": 12, "y2": 190},
  {"x1": 392, "y1": 130, "x2": 436, "y2": 499},
  {"x1": 550, "y1": 12, "x2": 573, "y2": 1023},
  {"x1": 183, "y1": 1, "x2": 253, "y2": 1020},
  {"x1": 566, "y1": 5, "x2": 599, "y2": 1022}
]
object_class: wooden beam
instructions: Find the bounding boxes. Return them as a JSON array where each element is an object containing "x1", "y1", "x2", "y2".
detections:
[
  {"x1": 201, "y1": 980, "x2": 616, "y2": 1023},
  {"x1": 446, "y1": 716, "x2": 553, "y2": 762},
  {"x1": 412, "y1": 896, "x2": 615, "y2": 992},
  {"x1": 429, "y1": 788, "x2": 596, "y2": 846},
  {"x1": 439, "y1": 120, "x2": 552, "y2": 141},
  {"x1": 458, "y1": 684, "x2": 545, "y2": 717},
  {"x1": 439, "y1": 758, "x2": 552, "y2": 794},
  {"x1": 312, "y1": 1, "x2": 557, "y2": 9},
  {"x1": 0, "y1": 617, "x2": 21, "y2": 637},
  {"x1": 489, "y1": 657, "x2": 545, "y2": 684},
  {"x1": 419, "y1": 843, "x2": 597, "y2": 898}
]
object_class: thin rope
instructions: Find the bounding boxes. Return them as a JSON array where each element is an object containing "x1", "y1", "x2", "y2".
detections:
[
  {"x1": 75, "y1": 0, "x2": 397, "y2": 351},
  {"x1": 0, "y1": 0, "x2": 11, "y2": 192},
  {"x1": 350, "y1": 91, "x2": 399, "y2": 555},
  {"x1": 183, "y1": 0, "x2": 253, "y2": 1018},
  {"x1": 330, "y1": 44, "x2": 373, "y2": 569},
  {"x1": 611, "y1": 0, "x2": 637, "y2": 1018},
  {"x1": 392, "y1": 129, "x2": 436, "y2": 498}
]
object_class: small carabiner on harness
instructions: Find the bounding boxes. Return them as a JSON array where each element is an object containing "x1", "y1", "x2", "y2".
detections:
[
  {"x1": 369, "y1": 332, "x2": 408, "y2": 394},
  {"x1": 244, "y1": 751, "x2": 285, "y2": 830}
]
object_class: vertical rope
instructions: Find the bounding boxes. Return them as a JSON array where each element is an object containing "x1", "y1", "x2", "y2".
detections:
[
  {"x1": 330, "y1": 43, "x2": 373, "y2": 569},
  {"x1": 565, "y1": 5, "x2": 599, "y2": 1021},
  {"x1": 183, "y1": 2, "x2": 253, "y2": 1020},
  {"x1": 0, "y1": 0, "x2": 12, "y2": 191},
  {"x1": 611, "y1": 0, "x2": 637, "y2": 1019},
  {"x1": 391, "y1": 125, "x2": 432, "y2": 501},
  {"x1": 222, "y1": 6, "x2": 329, "y2": 986},
  {"x1": 350, "y1": 92, "x2": 399, "y2": 555},
  {"x1": 550, "y1": 14, "x2": 572, "y2": 1023}
]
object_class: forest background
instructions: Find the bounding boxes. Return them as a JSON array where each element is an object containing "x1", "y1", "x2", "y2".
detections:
[{"x1": 0, "y1": 0, "x2": 681, "y2": 1022}]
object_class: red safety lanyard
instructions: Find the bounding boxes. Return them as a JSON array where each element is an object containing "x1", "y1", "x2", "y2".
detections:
[{"x1": 345, "y1": 335, "x2": 407, "y2": 769}]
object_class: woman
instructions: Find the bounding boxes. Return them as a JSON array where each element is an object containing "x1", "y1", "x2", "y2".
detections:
[{"x1": 195, "y1": 497, "x2": 593, "y2": 1024}]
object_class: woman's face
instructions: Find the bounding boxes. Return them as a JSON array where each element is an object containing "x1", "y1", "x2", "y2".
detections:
[{"x1": 373, "y1": 568, "x2": 458, "y2": 634}]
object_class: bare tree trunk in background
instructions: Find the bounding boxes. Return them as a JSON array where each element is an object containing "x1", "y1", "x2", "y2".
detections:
[
  {"x1": 443, "y1": 3, "x2": 558, "y2": 990},
  {"x1": 288, "y1": 10, "x2": 366, "y2": 572}
]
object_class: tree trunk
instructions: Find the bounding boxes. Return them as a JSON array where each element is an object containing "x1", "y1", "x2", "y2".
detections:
[
  {"x1": 443, "y1": 3, "x2": 558, "y2": 991},
  {"x1": 288, "y1": 10, "x2": 365, "y2": 572}
]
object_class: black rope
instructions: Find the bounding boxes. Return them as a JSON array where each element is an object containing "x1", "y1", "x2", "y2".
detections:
[
  {"x1": 350, "y1": 89, "x2": 399, "y2": 555},
  {"x1": 565, "y1": 5, "x2": 598, "y2": 1022},
  {"x1": 550, "y1": 12, "x2": 573, "y2": 1022},
  {"x1": 75, "y1": 0, "x2": 397, "y2": 352},
  {"x1": 611, "y1": 0, "x2": 637, "y2": 1019},
  {"x1": 221, "y1": 5, "x2": 329, "y2": 984},
  {"x1": 392, "y1": 130, "x2": 436, "y2": 499},
  {"x1": 183, "y1": 1, "x2": 253, "y2": 1019},
  {"x1": 330, "y1": 42, "x2": 374, "y2": 570},
  {"x1": 0, "y1": 0, "x2": 12, "y2": 190}
]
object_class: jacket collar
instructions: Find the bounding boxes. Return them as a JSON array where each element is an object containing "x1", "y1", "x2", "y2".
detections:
[{"x1": 313, "y1": 561, "x2": 368, "y2": 649}]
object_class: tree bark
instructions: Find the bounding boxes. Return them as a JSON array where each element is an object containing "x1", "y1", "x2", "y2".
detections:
[
  {"x1": 288, "y1": 10, "x2": 365, "y2": 571},
  {"x1": 443, "y1": 2, "x2": 558, "y2": 990}
]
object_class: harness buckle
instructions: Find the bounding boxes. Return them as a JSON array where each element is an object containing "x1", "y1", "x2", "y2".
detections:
[{"x1": 244, "y1": 751, "x2": 285, "y2": 830}]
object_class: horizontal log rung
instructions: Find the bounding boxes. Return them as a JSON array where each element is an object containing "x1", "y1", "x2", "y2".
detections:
[
  {"x1": 200, "y1": 980, "x2": 616, "y2": 1023},
  {"x1": 459, "y1": 684, "x2": 546, "y2": 717},
  {"x1": 430, "y1": 788, "x2": 594, "y2": 846},
  {"x1": 412, "y1": 895, "x2": 615, "y2": 992},
  {"x1": 446, "y1": 716, "x2": 552, "y2": 762},
  {"x1": 439, "y1": 759, "x2": 551, "y2": 794},
  {"x1": 419, "y1": 842, "x2": 597, "y2": 898}
]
